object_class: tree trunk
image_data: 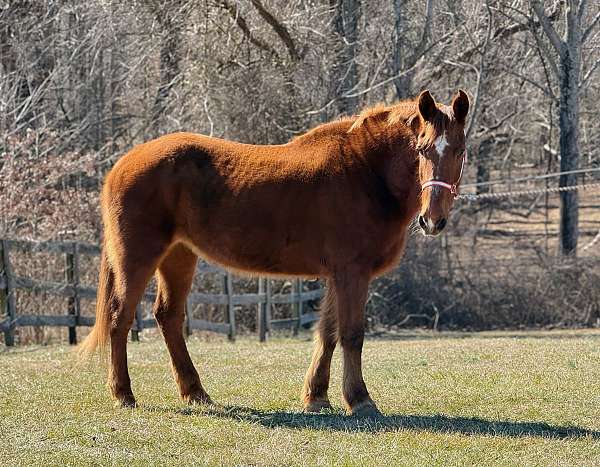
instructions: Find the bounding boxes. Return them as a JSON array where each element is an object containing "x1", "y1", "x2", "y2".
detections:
[
  {"x1": 557, "y1": 47, "x2": 580, "y2": 255},
  {"x1": 392, "y1": 0, "x2": 433, "y2": 100},
  {"x1": 476, "y1": 137, "x2": 493, "y2": 195},
  {"x1": 557, "y1": 0, "x2": 583, "y2": 256},
  {"x1": 149, "y1": 3, "x2": 182, "y2": 136},
  {"x1": 392, "y1": 0, "x2": 412, "y2": 99},
  {"x1": 330, "y1": 0, "x2": 361, "y2": 116}
]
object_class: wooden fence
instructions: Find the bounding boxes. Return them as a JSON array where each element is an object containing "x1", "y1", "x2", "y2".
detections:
[{"x1": 0, "y1": 239, "x2": 323, "y2": 346}]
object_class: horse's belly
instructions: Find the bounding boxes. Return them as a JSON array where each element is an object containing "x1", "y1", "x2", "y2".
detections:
[{"x1": 182, "y1": 226, "x2": 324, "y2": 277}]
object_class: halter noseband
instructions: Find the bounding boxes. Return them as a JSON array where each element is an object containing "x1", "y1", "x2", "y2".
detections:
[{"x1": 420, "y1": 149, "x2": 467, "y2": 198}]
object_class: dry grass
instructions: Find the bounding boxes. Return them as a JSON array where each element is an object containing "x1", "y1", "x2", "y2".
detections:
[{"x1": 1, "y1": 330, "x2": 600, "y2": 465}]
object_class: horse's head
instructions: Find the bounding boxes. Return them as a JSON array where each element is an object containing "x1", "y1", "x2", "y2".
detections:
[{"x1": 413, "y1": 89, "x2": 469, "y2": 236}]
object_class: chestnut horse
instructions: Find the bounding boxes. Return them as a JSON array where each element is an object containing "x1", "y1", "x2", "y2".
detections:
[{"x1": 80, "y1": 89, "x2": 469, "y2": 416}]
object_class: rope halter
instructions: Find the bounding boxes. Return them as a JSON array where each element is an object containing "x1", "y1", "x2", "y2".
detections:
[{"x1": 420, "y1": 149, "x2": 467, "y2": 198}]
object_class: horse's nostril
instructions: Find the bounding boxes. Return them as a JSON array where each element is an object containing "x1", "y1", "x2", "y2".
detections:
[
  {"x1": 418, "y1": 215, "x2": 427, "y2": 230},
  {"x1": 436, "y1": 218, "x2": 447, "y2": 231}
]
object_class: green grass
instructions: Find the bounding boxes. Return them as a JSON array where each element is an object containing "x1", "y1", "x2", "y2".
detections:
[{"x1": 2, "y1": 330, "x2": 600, "y2": 466}]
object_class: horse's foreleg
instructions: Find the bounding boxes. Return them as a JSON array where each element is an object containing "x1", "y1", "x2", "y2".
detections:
[
  {"x1": 302, "y1": 282, "x2": 337, "y2": 412},
  {"x1": 153, "y1": 244, "x2": 212, "y2": 405},
  {"x1": 334, "y1": 270, "x2": 379, "y2": 417}
]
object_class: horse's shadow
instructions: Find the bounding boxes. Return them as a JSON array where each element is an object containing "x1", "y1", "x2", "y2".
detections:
[{"x1": 146, "y1": 404, "x2": 600, "y2": 440}]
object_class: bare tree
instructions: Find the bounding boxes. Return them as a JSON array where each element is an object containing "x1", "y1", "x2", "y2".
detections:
[
  {"x1": 2, "y1": 0, "x2": 600, "y2": 341},
  {"x1": 531, "y1": 0, "x2": 600, "y2": 255}
]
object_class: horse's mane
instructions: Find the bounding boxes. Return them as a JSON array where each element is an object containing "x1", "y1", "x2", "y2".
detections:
[
  {"x1": 349, "y1": 97, "x2": 451, "y2": 152},
  {"x1": 291, "y1": 117, "x2": 356, "y2": 144},
  {"x1": 292, "y1": 95, "x2": 451, "y2": 152}
]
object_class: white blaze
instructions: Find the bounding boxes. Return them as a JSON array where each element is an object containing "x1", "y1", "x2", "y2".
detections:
[{"x1": 434, "y1": 133, "x2": 448, "y2": 156}]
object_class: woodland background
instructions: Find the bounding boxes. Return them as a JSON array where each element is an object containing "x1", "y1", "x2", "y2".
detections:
[{"x1": 1, "y1": 0, "x2": 600, "y2": 343}]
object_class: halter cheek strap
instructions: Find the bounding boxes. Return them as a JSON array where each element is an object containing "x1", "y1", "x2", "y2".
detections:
[{"x1": 421, "y1": 149, "x2": 467, "y2": 198}]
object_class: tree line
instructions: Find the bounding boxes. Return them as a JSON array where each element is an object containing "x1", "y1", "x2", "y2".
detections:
[{"x1": 1, "y1": 0, "x2": 599, "y2": 253}]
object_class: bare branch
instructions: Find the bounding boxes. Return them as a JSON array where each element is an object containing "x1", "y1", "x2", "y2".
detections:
[
  {"x1": 530, "y1": 13, "x2": 559, "y2": 79},
  {"x1": 580, "y1": 58, "x2": 600, "y2": 89},
  {"x1": 345, "y1": 56, "x2": 425, "y2": 98},
  {"x1": 582, "y1": 10, "x2": 600, "y2": 43},
  {"x1": 578, "y1": 0, "x2": 587, "y2": 22},
  {"x1": 347, "y1": 20, "x2": 461, "y2": 101},
  {"x1": 219, "y1": 0, "x2": 278, "y2": 58},
  {"x1": 430, "y1": 1, "x2": 562, "y2": 80},
  {"x1": 493, "y1": 1, "x2": 562, "y2": 39},
  {"x1": 250, "y1": 0, "x2": 301, "y2": 61},
  {"x1": 531, "y1": 0, "x2": 565, "y2": 56},
  {"x1": 500, "y1": 65, "x2": 558, "y2": 101},
  {"x1": 203, "y1": 96, "x2": 214, "y2": 137}
]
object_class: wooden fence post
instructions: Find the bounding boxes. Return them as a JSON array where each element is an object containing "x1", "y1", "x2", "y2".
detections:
[
  {"x1": 0, "y1": 272, "x2": 5, "y2": 343},
  {"x1": 258, "y1": 278, "x2": 266, "y2": 342},
  {"x1": 299, "y1": 279, "x2": 304, "y2": 330},
  {"x1": 65, "y1": 243, "x2": 81, "y2": 345},
  {"x1": 224, "y1": 272, "x2": 235, "y2": 341},
  {"x1": 0, "y1": 240, "x2": 16, "y2": 346},
  {"x1": 131, "y1": 304, "x2": 143, "y2": 342},
  {"x1": 265, "y1": 278, "x2": 272, "y2": 333},
  {"x1": 293, "y1": 278, "x2": 302, "y2": 336},
  {"x1": 184, "y1": 297, "x2": 192, "y2": 338}
]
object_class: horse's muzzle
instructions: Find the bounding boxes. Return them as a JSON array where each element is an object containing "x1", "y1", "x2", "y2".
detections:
[{"x1": 418, "y1": 215, "x2": 447, "y2": 236}]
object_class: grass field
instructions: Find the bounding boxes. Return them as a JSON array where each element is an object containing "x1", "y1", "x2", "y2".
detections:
[{"x1": 2, "y1": 330, "x2": 600, "y2": 466}]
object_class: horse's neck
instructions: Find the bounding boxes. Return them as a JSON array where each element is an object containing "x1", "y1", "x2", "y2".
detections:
[
  {"x1": 383, "y1": 125, "x2": 421, "y2": 203},
  {"x1": 355, "y1": 120, "x2": 418, "y2": 171},
  {"x1": 343, "y1": 122, "x2": 420, "y2": 212}
]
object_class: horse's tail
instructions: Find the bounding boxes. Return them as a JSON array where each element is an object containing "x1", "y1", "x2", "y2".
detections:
[{"x1": 79, "y1": 243, "x2": 114, "y2": 359}]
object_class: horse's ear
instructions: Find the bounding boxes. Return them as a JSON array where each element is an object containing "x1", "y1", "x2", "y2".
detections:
[
  {"x1": 452, "y1": 90, "x2": 470, "y2": 124},
  {"x1": 417, "y1": 90, "x2": 437, "y2": 122}
]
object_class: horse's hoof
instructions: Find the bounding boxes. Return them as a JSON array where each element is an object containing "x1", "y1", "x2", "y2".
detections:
[
  {"x1": 303, "y1": 399, "x2": 332, "y2": 413},
  {"x1": 185, "y1": 391, "x2": 213, "y2": 406},
  {"x1": 114, "y1": 394, "x2": 137, "y2": 408},
  {"x1": 349, "y1": 400, "x2": 381, "y2": 418}
]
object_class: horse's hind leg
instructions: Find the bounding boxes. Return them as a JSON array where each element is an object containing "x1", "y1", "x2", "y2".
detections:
[
  {"x1": 302, "y1": 283, "x2": 337, "y2": 412},
  {"x1": 153, "y1": 244, "x2": 212, "y2": 405},
  {"x1": 108, "y1": 242, "x2": 164, "y2": 407}
]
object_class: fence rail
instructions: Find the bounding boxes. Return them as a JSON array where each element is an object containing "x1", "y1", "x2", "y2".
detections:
[{"x1": 0, "y1": 239, "x2": 323, "y2": 346}]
